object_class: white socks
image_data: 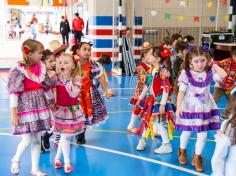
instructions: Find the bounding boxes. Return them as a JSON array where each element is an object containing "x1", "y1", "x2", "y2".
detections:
[
  {"x1": 55, "y1": 134, "x2": 72, "y2": 164},
  {"x1": 180, "y1": 131, "x2": 207, "y2": 155},
  {"x1": 12, "y1": 133, "x2": 41, "y2": 172}
]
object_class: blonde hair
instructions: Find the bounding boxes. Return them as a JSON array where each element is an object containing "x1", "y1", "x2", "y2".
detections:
[
  {"x1": 59, "y1": 53, "x2": 82, "y2": 79},
  {"x1": 21, "y1": 39, "x2": 44, "y2": 67}
]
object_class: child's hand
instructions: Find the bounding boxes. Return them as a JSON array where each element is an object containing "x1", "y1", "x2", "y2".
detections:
[
  {"x1": 175, "y1": 108, "x2": 182, "y2": 118},
  {"x1": 47, "y1": 70, "x2": 56, "y2": 78},
  {"x1": 135, "y1": 100, "x2": 141, "y2": 107},
  {"x1": 207, "y1": 58, "x2": 215, "y2": 67},
  {"x1": 159, "y1": 105, "x2": 165, "y2": 114},
  {"x1": 11, "y1": 114, "x2": 19, "y2": 126},
  {"x1": 104, "y1": 91, "x2": 111, "y2": 99}
]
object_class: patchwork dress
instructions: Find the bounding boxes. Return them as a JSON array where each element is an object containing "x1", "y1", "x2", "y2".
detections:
[
  {"x1": 129, "y1": 61, "x2": 150, "y2": 115},
  {"x1": 80, "y1": 61, "x2": 108, "y2": 126},
  {"x1": 8, "y1": 63, "x2": 52, "y2": 135}
]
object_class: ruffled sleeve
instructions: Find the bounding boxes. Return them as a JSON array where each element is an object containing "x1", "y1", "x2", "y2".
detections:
[
  {"x1": 212, "y1": 68, "x2": 222, "y2": 82},
  {"x1": 8, "y1": 67, "x2": 25, "y2": 94},
  {"x1": 64, "y1": 76, "x2": 81, "y2": 98},
  {"x1": 91, "y1": 62, "x2": 103, "y2": 79},
  {"x1": 178, "y1": 70, "x2": 188, "y2": 92},
  {"x1": 137, "y1": 65, "x2": 147, "y2": 84},
  {"x1": 43, "y1": 74, "x2": 58, "y2": 90}
]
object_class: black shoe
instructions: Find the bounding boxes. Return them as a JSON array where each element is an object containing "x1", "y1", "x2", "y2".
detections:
[
  {"x1": 76, "y1": 133, "x2": 86, "y2": 145},
  {"x1": 41, "y1": 132, "x2": 53, "y2": 152}
]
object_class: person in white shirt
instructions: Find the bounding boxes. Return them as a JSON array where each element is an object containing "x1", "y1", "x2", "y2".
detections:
[{"x1": 211, "y1": 87, "x2": 236, "y2": 176}]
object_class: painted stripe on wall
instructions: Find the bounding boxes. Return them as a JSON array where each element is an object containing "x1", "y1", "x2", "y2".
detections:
[
  {"x1": 89, "y1": 16, "x2": 113, "y2": 26},
  {"x1": 92, "y1": 39, "x2": 113, "y2": 48}
]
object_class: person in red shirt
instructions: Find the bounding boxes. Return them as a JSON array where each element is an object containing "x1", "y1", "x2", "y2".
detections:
[
  {"x1": 213, "y1": 47, "x2": 236, "y2": 120},
  {"x1": 72, "y1": 12, "x2": 84, "y2": 43}
]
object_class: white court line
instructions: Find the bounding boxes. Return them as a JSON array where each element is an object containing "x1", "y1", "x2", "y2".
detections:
[
  {"x1": 0, "y1": 132, "x2": 207, "y2": 175},
  {"x1": 81, "y1": 144, "x2": 208, "y2": 176}
]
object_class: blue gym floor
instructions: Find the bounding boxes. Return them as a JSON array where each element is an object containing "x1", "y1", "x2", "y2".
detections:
[{"x1": 0, "y1": 73, "x2": 227, "y2": 176}]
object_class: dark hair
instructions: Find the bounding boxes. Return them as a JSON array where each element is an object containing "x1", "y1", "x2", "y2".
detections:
[
  {"x1": 175, "y1": 41, "x2": 188, "y2": 53},
  {"x1": 162, "y1": 36, "x2": 171, "y2": 46},
  {"x1": 75, "y1": 12, "x2": 79, "y2": 17},
  {"x1": 184, "y1": 35, "x2": 194, "y2": 43},
  {"x1": 171, "y1": 33, "x2": 182, "y2": 44},
  {"x1": 224, "y1": 90, "x2": 236, "y2": 144},
  {"x1": 70, "y1": 42, "x2": 91, "y2": 56},
  {"x1": 183, "y1": 46, "x2": 211, "y2": 70},
  {"x1": 41, "y1": 49, "x2": 53, "y2": 62},
  {"x1": 98, "y1": 54, "x2": 112, "y2": 65},
  {"x1": 231, "y1": 46, "x2": 236, "y2": 57},
  {"x1": 61, "y1": 16, "x2": 65, "y2": 19}
]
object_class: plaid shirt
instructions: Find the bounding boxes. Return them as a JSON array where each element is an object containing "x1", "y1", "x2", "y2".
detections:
[{"x1": 215, "y1": 58, "x2": 236, "y2": 90}]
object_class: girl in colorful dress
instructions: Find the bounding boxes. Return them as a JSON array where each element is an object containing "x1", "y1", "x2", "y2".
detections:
[
  {"x1": 136, "y1": 46, "x2": 175, "y2": 154},
  {"x1": 8, "y1": 39, "x2": 52, "y2": 176},
  {"x1": 47, "y1": 53, "x2": 85, "y2": 173},
  {"x1": 40, "y1": 49, "x2": 56, "y2": 152},
  {"x1": 72, "y1": 39, "x2": 110, "y2": 144},
  {"x1": 175, "y1": 45, "x2": 227, "y2": 172},
  {"x1": 128, "y1": 42, "x2": 152, "y2": 133},
  {"x1": 211, "y1": 87, "x2": 236, "y2": 176}
]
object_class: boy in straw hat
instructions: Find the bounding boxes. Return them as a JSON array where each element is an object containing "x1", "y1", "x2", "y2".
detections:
[
  {"x1": 127, "y1": 42, "x2": 152, "y2": 133},
  {"x1": 49, "y1": 40, "x2": 69, "y2": 58}
]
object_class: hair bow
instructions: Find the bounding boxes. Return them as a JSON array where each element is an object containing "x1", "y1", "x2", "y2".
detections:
[
  {"x1": 23, "y1": 46, "x2": 30, "y2": 55},
  {"x1": 160, "y1": 47, "x2": 172, "y2": 59},
  {"x1": 201, "y1": 44, "x2": 210, "y2": 52},
  {"x1": 187, "y1": 44, "x2": 194, "y2": 52}
]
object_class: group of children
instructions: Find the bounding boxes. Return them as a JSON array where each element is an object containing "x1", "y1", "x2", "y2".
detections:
[
  {"x1": 7, "y1": 33, "x2": 236, "y2": 175},
  {"x1": 128, "y1": 33, "x2": 236, "y2": 175},
  {"x1": 8, "y1": 38, "x2": 113, "y2": 175}
]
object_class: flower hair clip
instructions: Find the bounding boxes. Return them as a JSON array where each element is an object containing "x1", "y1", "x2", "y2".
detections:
[
  {"x1": 23, "y1": 46, "x2": 30, "y2": 55},
  {"x1": 160, "y1": 47, "x2": 172, "y2": 59},
  {"x1": 201, "y1": 44, "x2": 210, "y2": 52}
]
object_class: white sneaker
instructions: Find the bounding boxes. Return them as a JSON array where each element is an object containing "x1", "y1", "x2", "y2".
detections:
[
  {"x1": 11, "y1": 161, "x2": 20, "y2": 175},
  {"x1": 136, "y1": 138, "x2": 146, "y2": 151},
  {"x1": 154, "y1": 143, "x2": 172, "y2": 154}
]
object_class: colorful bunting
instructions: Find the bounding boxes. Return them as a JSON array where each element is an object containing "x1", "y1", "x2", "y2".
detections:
[
  {"x1": 207, "y1": 1, "x2": 213, "y2": 8},
  {"x1": 150, "y1": 10, "x2": 157, "y2": 16},
  {"x1": 224, "y1": 15, "x2": 229, "y2": 21},
  {"x1": 194, "y1": 16, "x2": 200, "y2": 23},
  {"x1": 165, "y1": 0, "x2": 171, "y2": 4},
  {"x1": 222, "y1": 0, "x2": 227, "y2": 6},
  {"x1": 210, "y1": 16, "x2": 216, "y2": 22},
  {"x1": 179, "y1": 0, "x2": 187, "y2": 7},
  {"x1": 177, "y1": 16, "x2": 184, "y2": 22},
  {"x1": 165, "y1": 13, "x2": 171, "y2": 20}
]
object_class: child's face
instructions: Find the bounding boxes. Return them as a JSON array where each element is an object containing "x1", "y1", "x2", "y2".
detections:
[
  {"x1": 29, "y1": 48, "x2": 43, "y2": 64},
  {"x1": 45, "y1": 55, "x2": 56, "y2": 71},
  {"x1": 149, "y1": 53, "x2": 160, "y2": 66},
  {"x1": 191, "y1": 55, "x2": 208, "y2": 72},
  {"x1": 58, "y1": 55, "x2": 75, "y2": 75},
  {"x1": 78, "y1": 43, "x2": 91, "y2": 60},
  {"x1": 144, "y1": 48, "x2": 153, "y2": 63}
]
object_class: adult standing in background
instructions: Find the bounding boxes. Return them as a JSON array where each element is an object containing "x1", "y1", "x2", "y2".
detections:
[
  {"x1": 60, "y1": 16, "x2": 70, "y2": 45},
  {"x1": 72, "y1": 12, "x2": 84, "y2": 43}
]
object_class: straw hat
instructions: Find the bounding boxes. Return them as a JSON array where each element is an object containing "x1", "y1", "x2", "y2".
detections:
[
  {"x1": 142, "y1": 42, "x2": 153, "y2": 51},
  {"x1": 48, "y1": 40, "x2": 68, "y2": 55}
]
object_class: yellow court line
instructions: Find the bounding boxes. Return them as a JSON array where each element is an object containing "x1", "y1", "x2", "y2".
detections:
[{"x1": 0, "y1": 128, "x2": 215, "y2": 142}]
